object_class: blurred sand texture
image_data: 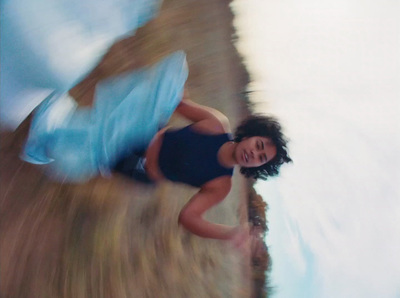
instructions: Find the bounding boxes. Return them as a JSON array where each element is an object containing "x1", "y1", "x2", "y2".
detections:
[{"x1": 0, "y1": 1, "x2": 253, "y2": 297}]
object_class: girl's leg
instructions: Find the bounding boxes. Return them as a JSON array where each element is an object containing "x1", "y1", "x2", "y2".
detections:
[
  {"x1": 22, "y1": 51, "x2": 188, "y2": 182},
  {"x1": 21, "y1": 91, "x2": 100, "y2": 184}
]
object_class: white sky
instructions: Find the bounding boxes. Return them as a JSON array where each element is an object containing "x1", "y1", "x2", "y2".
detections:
[{"x1": 232, "y1": 0, "x2": 400, "y2": 297}]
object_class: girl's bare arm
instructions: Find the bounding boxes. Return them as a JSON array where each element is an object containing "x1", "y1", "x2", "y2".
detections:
[
  {"x1": 175, "y1": 89, "x2": 231, "y2": 132},
  {"x1": 178, "y1": 176, "x2": 237, "y2": 240}
]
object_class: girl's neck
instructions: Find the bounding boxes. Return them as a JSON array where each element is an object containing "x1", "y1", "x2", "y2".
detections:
[{"x1": 217, "y1": 141, "x2": 237, "y2": 168}]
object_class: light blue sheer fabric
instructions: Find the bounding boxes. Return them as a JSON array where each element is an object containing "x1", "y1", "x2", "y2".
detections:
[
  {"x1": 1, "y1": 0, "x2": 161, "y2": 130},
  {"x1": 22, "y1": 51, "x2": 188, "y2": 182}
]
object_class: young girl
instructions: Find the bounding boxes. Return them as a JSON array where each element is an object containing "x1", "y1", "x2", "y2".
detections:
[{"x1": 22, "y1": 51, "x2": 291, "y2": 244}]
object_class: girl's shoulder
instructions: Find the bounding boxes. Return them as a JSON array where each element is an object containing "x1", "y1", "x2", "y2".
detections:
[{"x1": 189, "y1": 118, "x2": 231, "y2": 135}]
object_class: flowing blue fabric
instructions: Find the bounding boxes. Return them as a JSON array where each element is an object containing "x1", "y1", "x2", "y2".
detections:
[
  {"x1": 22, "y1": 51, "x2": 189, "y2": 183},
  {"x1": 1, "y1": 0, "x2": 161, "y2": 130}
]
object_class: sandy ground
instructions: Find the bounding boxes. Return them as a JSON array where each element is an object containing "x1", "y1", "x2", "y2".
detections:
[{"x1": 0, "y1": 1, "x2": 254, "y2": 297}]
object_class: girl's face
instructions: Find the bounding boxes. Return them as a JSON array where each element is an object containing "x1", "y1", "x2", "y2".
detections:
[{"x1": 235, "y1": 136, "x2": 277, "y2": 168}]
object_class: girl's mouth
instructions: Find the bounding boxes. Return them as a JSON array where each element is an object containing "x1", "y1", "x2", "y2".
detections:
[{"x1": 243, "y1": 150, "x2": 249, "y2": 163}]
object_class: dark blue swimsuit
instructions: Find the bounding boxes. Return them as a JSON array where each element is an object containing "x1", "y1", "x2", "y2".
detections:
[
  {"x1": 158, "y1": 125, "x2": 234, "y2": 187},
  {"x1": 113, "y1": 125, "x2": 234, "y2": 186}
]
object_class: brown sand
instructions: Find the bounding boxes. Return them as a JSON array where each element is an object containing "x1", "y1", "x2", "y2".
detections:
[{"x1": 0, "y1": 1, "x2": 253, "y2": 297}]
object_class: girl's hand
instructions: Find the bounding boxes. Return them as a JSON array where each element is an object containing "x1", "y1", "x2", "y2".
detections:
[{"x1": 228, "y1": 224, "x2": 264, "y2": 257}]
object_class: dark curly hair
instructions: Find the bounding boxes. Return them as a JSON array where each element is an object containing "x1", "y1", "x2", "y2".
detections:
[{"x1": 234, "y1": 114, "x2": 292, "y2": 180}]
